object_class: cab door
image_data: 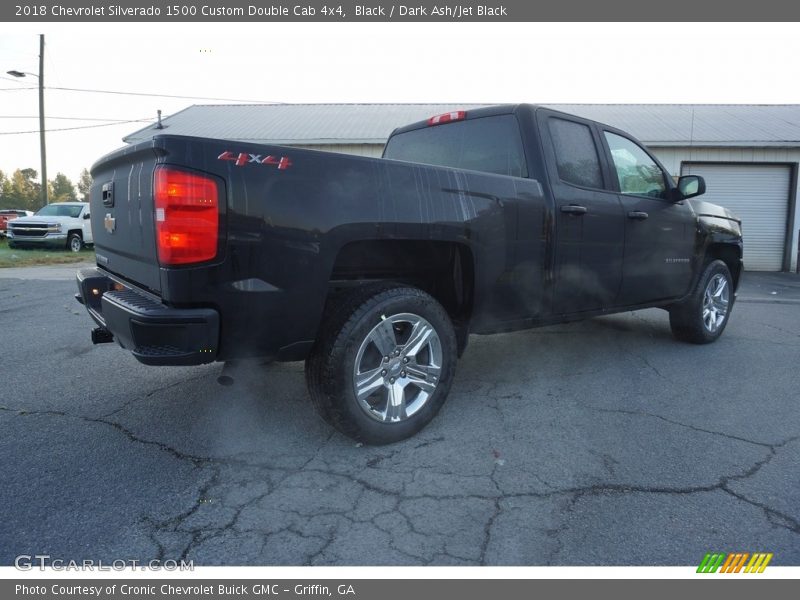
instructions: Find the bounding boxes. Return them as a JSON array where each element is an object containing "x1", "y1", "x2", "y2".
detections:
[
  {"x1": 600, "y1": 130, "x2": 696, "y2": 305},
  {"x1": 539, "y1": 111, "x2": 625, "y2": 315},
  {"x1": 80, "y1": 203, "x2": 93, "y2": 243}
]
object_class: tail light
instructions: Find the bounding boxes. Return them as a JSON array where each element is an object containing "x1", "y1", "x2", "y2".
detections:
[
  {"x1": 154, "y1": 166, "x2": 219, "y2": 265},
  {"x1": 427, "y1": 111, "x2": 466, "y2": 126}
]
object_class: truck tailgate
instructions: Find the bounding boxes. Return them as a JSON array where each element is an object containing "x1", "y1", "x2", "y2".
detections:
[{"x1": 90, "y1": 144, "x2": 163, "y2": 293}]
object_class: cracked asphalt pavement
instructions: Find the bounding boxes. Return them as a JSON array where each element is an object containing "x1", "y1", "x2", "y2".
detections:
[{"x1": 1, "y1": 265, "x2": 798, "y2": 566}]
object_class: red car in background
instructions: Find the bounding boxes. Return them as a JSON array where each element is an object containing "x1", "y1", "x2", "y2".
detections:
[{"x1": 0, "y1": 209, "x2": 32, "y2": 238}]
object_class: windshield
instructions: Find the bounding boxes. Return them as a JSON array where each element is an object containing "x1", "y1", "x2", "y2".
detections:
[{"x1": 35, "y1": 204, "x2": 83, "y2": 218}]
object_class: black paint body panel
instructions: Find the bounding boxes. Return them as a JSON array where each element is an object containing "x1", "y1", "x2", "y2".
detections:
[{"x1": 83, "y1": 105, "x2": 743, "y2": 364}]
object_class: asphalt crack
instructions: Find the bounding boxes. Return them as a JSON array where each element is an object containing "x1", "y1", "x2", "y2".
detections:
[
  {"x1": 0, "y1": 404, "x2": 212, "y2": 465},
  {"x1": 478, "y1": 463, "x2": 503, "y2": 565},
  {"x1": 628, "y1": 311, "x2": 662, "y2": 338},
  {"x1": 756, "y1": 321, "x2": 800, "y2": 338},
  {"x1": 723, "y1": 487, "x2": 800, "y2": 535},
  {"x1": 99, "y1": 372, "x2": 216, "y2": 419},
  {"x1": 5, "y1": 397, "x2": 798, "y2": 565},
  {"x1": 594, "y1": 407, "x2": 776, "y2": 448}
]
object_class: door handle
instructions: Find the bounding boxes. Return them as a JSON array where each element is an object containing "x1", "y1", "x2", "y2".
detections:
[
  {"x1": 560, "y1": 205, "x2": 588, "y2": 215},
  {"x1": 101, "y1": 182, "x2": 114, "y2": 207},
  {"x1": 627, "y1": 211, "x2": 649, "y2": 220}
]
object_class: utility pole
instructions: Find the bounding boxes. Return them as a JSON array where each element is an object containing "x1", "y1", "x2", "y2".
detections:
[
  {"x1": 39, "y1": 34, "x2": 48, "y2": 205},
  {"x1": 7, "y1": 34, "x2": 48, "y2": 205}
]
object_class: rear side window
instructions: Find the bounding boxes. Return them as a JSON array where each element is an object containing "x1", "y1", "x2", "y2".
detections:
[
  {"x1": 384, "y1": 114, "x2": 528, "y2": 178},
  {"x1": 548, "y1": 118, "x2": 604, "y2": 189}
]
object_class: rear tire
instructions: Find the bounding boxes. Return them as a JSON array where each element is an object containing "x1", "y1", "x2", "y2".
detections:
[
  {"x1": 67, "y1": 233, "x2": 83, "y2": 253},
  {"x1": 305, "y1": 285, "x2": 457, "y2": 445},
  {"x1": 669, "y1": 259, "x2": 733, "y2": 344}
]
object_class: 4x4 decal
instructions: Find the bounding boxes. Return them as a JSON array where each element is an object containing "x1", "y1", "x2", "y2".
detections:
[{"x1": 218, "y1": 151, "x2": 292, "y2": 170}]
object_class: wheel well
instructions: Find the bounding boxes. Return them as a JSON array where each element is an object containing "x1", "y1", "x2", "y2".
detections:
[
  {"x1": 329, "y1": 239, "x2": 475, "y2": 324},
  {"x1": 67, "y1": 229, "x2": 82, "y2": 238},
  {"x1": 706, "y1": 243, "x2": 742, "y2": 287}
]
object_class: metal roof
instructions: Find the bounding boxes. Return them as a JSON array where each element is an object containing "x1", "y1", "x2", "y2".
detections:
[
  {"x1": 124, "y1": 104, "x2": 485, "y2": 145},
  {"x1": 554, "y1": 104, "x2": 800, "y2": 147},
  {"x1": 123, "y1": 103, "x2": 800, "y2": 148}
]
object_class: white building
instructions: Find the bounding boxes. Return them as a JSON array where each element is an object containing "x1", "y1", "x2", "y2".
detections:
[{"x1": 125, "y1": 103, "x2": 800, "y2": 272}]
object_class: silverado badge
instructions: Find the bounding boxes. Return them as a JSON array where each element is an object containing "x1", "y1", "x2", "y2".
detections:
[{"x1": 104, "y1": 213, "x2": 116, "y2": 234}]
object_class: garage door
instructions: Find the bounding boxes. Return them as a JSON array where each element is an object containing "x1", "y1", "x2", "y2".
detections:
[{"x1": 682, "y1": 163, "x2": 791, "y2": 271}]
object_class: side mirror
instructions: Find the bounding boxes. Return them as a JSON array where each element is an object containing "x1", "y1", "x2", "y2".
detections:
[
  {"x1": 676, "y1": 175, "x2": 706, "y2": 200},
  {"x1": 83, "y1": 213, "x2": 91, "y2": 219}
]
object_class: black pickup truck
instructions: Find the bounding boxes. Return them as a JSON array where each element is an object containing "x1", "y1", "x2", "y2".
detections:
[{"x1": 76, "y1": 104, "x2": 742, "y2": 444}]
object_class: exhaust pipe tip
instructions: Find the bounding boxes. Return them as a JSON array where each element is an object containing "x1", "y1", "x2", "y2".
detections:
[
  {"x1": 217, "y1": 360, "x2": 241, "y2": 386},
  {"x1": 91, "y1": 327, "x2": 114, "y2": 344}
]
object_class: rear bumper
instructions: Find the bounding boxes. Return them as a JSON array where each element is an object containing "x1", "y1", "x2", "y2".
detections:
[{"x1": 76, "y1": 267, "x2": 219, "y2": 366}]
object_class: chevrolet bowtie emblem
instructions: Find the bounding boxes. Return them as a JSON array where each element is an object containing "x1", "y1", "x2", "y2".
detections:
[{"x1": 104, "y1": 213, "x2": 116, "y2": 234}]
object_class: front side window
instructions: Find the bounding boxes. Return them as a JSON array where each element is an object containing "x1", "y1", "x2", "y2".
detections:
[
  {"x1": 548, "y1": 118, "x2": 604, "y2": 189},
  {"x1": 604, "y1": 132, "x2": 667, "y2": 199}
]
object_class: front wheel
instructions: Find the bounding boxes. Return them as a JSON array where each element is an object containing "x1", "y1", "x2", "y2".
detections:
[
  {"x1": 669, "y1": 259, "x2": 734, "y2": 344},
  {"x1": 305, "y1": 285, "x2": 457, "y2": 445},
  {"x1": 67, "y1": 233, "x2": 83, "y2": 253}
]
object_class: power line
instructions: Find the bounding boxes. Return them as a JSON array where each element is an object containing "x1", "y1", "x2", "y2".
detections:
[
  {"x1": 1, "y1": 78, "x2": 283, "y2": 103},
  {"x1": 0, "y1": 87, "x2": 38, "y2": 91},
  {"x1": 0, "y1": 75, "x2": 32, "y2": 82},
  {"x1": 0, "y1": 115, "x2": 149, "y2": 122},
  {"x1": 45, "y1": 85, "x2": 283, "y2": 104},
  {"x1": 0, "y1": 118, "x2": 154, "y2": 135}
]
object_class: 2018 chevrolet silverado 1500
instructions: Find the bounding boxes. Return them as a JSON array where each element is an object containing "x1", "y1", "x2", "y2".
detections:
[{"x1": 76, "y1": 105, "x2": 742, "y2": 444}]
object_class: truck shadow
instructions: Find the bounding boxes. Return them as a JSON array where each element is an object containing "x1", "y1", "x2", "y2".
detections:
[{"x1": 105, "y1": 308, "x2": 683, "y2": 460}]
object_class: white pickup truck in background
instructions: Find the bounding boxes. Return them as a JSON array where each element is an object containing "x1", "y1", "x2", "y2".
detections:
[{"x1": 7, "y1": 202, "x2": 93, "y2": 252}]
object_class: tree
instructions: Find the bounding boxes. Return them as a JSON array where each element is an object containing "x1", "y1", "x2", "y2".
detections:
[
  {"x1": 50, "y1": 172, "x2": 77, "y2": 203},
  {"x1": 77, "y1": 168, "x2": 92, "y2": 201},
  {"x1": 0, "y1": 170, "x2": 11, "y2": 209},
  {"x1": 6, "y1": 168, "x2": 41, "y2": 211}
]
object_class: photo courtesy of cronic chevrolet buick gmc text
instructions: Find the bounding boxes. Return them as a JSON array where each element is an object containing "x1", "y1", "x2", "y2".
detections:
[{"x1": 75, "y1": 105, "x2": 742, "y2": 444}]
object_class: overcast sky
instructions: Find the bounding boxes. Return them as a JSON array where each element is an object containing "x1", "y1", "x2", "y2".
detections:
[{"x1": 1, "y1": 22, "x2": 799, "y2": 188}]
